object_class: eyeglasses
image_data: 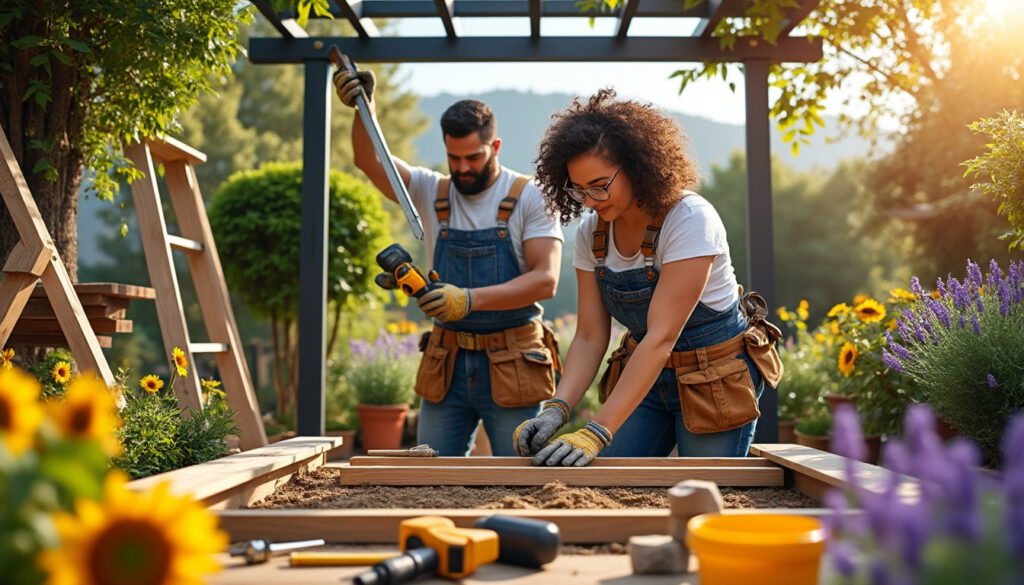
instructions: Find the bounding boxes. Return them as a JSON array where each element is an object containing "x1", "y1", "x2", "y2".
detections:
[{"x1": 563, "y1": 166, "x2": 621, "y2": 203}]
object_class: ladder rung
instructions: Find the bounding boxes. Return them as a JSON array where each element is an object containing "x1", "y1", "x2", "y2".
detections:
[
  {"x1": 190, "y1": 342, "x2": 229, "y2": 354},
  {"x1": 167, "y1": 234, "x2": 204, "y2": 253}
]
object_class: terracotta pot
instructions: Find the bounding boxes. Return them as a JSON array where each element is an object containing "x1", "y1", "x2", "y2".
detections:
[
  {"x1": 794, "y1": 430, "x2": 831, "y2": 452},
  {"x1": 824, "y1": 392, "x2": 853, "y2": 414},
  {"x1": 935, "y1": 417, "x2": 960, "y2": 441},
  {"x1": 778, "y1": 419, "x2": 798, "y2": 444},
  {"x1": 355, "y1": 404, "x2": 409, "y2": 451},
  {"x1": 862, "y1": 434, "x2": 881, "y2": 464},
  {"x1": 325, "y1": 428, "x2": 358, "y2": 460}
]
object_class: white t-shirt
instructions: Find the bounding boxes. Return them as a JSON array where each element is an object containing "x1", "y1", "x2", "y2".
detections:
[
  {"x1": 407, "y1": 166, "x2": 563, "y2": 272},
  {"x1": 573, "y1": 193, "x2": 739, "y2": 311}
]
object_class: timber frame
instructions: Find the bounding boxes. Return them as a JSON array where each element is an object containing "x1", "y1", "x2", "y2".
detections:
[{"x1": 246, "y1": 0, "x2": 826, "y2": 441}]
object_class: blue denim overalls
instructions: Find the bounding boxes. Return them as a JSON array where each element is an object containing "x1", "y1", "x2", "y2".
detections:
[
  {"x1": 416, "y1": 176, "x2": 544, "y2": 456},
  {"x1": 592, "y1": 214, "x2": 764, "y2": 457}
]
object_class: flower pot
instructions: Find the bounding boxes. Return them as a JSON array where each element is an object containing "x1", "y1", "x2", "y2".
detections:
[
  {"x1": 325, "y1": 428, "x2": 358, "y2": 460},
  {"x1": 824, "y1": 393, "x2": 853, "y2": 414},
  {"x1": 794, "y1": 430, "x2": 831, "y2": 452},
  {"x1": 778, "y1": 419, "x2": 798, "y2": 444},
  {"x1": 863, "y1": 434, "x2": 881, "y2": 464},
  {"x1": 355, "y1": 404, "x2": 409, "y2": 451}
]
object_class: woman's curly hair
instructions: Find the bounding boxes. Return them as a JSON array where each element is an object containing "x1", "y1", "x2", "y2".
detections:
[{"x1": 534, "y1": 88, "x2": 699, "y2": 225}]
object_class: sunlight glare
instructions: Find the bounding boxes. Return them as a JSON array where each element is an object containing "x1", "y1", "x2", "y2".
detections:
[{"x1": 981, "y1": 0, "x2": 1012, "y2": 16}]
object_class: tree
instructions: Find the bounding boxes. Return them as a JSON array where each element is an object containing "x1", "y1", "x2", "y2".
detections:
[
  {"x1": 0, "y1": 1, "x2": 251, "y2": 278},
  {"x1": 963, "y1": 110, "x2": 1024, "y2": 251},
  {"x1": 208, "y1": 163, "x2": 391, "y2": 417}
]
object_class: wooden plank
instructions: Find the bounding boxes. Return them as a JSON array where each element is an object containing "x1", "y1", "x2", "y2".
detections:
[
  {"x1": 145, "y1": 135, "x2": 207, "y2": 165},
  {"x1": 15, "y1": 317, "x2": 132, "y2": 334},
  {"x1": 338, "y1": 465, "x2": 783, "y2": 487},
  {"x1": 5, "y1": 333, "x2": 112, "y2": 348},
  {"x1": 346, "y1": 456, "x2": 775, "y2": 468},
  {"x1": 40, "y1": 262, "x2": 115, "y2": 386},
  {"x1": 750, "y1": 443, "x2": 919, "y2": 501},
  {"x1": 127, "y1": 437, "x2": 342, "y2": 508},
  {"x1": 29, "y1": 282, "x2": 156, "y2": 300},
  {"x1": 19, "y1": 303, "x2": 126, "y2": 320},
  {"x1": 0, "y1": 272, "x2": 40, "y2": 346},
  {"x1": 0, "y1": 123, "x2": 51, "y2": 250}
]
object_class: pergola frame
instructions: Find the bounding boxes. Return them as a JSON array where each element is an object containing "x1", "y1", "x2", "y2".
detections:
[{"x1": 247, "y1": 0, "x2": 824, "y2": 441}]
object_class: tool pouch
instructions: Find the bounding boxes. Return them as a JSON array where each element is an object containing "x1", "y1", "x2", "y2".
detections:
[
  {"x1": 737, "y1": 290, "x2": 784, "y2": 389},
  {"x1": 414, "y1": 329, "x2": 455, "y2": 403},
  {"x1": 487, "y1": 322, "x2": 557, "y2": 407},
  {"x1": 597, "y1": 331, "x2": 632, "y2": 403},
  {"x1": 676, "y1": 347, "x2": 761, "y2": 434}
]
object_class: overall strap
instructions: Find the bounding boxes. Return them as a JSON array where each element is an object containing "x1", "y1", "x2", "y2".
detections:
[
  {"x1": 496, "y1": 175, "x2": 530, "y2": 239},
  {"x1": 640, "y1": 208, "x2": 669, "y2": 281},
  {"x1": 592, "y1": 218, "x2": 609, "y2": 279},
  {"x1": 435, "y1": 177, "x2": 451, "y2": 237}
]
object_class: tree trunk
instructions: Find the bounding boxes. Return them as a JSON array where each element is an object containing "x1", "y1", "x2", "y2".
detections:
[{"x1": 0, "y1": 17, "x2": 89, "y2": 281}]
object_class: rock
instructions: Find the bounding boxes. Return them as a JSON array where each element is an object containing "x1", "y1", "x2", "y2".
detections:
[{"x1": 628, "y1": 534, "x2": 688, "y2": 574}]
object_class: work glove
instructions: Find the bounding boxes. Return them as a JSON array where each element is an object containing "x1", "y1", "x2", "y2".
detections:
[
  {"x1": 332, "y1": 68, "x2": 376, "y2": 107},
  {"x1": 532, "y1": 421, "x2": 613, "y2": 467},
  {"x1": 513, "y1": 398, "x2": 570, "y2": 456},
  {"x1": 417, "y1": 283, "x2": 472, "y2": 322}
]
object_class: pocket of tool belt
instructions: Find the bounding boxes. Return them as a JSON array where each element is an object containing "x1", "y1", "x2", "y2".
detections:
[
  {"x1": 414, "y1": 330, "x2": 454, "y2": 403},
  {"x1": 676, "y1": 355, "x2": 760, "y2": 434},
  {"x1": 487, "y1": 336, "x2": 556, "y2": 408},
  {"x1": 597, "y1": 334, "x2": 631, "y2": 404},
  {"x1": 743, "y1": 323, "x2": 783, "y2": 388}
]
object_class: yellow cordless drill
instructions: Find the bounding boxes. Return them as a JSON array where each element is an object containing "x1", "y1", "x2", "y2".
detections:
[{"x1": 375, "y1": 244, "x2": 442, "y2": 298}]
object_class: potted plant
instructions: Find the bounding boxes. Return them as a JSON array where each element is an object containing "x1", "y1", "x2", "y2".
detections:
[
  {"x1": 775, "y1": 301, "x2": 831, "y2": 443},
  {"x1": 794, "y1": 411, "x2": 832, "y2": 451},
  {"x1": 346, "y1": 330, "x2": 418, "y2": 451}
]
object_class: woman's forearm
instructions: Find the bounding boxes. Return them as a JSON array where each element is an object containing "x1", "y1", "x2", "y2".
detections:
[{"x1": 553, "y1": 334, "x2": 610, "y2": 408}]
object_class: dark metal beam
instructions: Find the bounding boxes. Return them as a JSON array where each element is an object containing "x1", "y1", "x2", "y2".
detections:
[
  {"x1": 433, "y1": 0, "x2": 461, "y2": 38},
  {"x1": 616, "y1": 0, "x2": 641, "y2": 39},
  {"x1": 743, "y1": 59, "x2": 778, "y2": 444},
  {"x1": 297, "y1": 60, "x2": 331, "y2": 437},
  {"x1": 249, "y1": 36, "x2": 823, "y2": 63},
  {"x1": 325, "y1": 0, "x2": 707, "y2": 19},
  {"x1": 693, "y1": 0, "x2": 731, "y2": 38},
  {"x1": 251, "y1": 0, "x2": 308, "y2": 38},
  {"x1": 778, "y1": 0, "x2": 821, "y2": 37},
  {"x1": 333, "y1": 0, "x2": 380, "y2": 38},
  {"x1": 529, "y1": 0, "x2": 542, "y2": 38}
]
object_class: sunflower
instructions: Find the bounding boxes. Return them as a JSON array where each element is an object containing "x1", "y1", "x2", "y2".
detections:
[
  {"x1": 853, "y1": 298, "x2": 886, "y2": 323},
  {"x1": 1, "y1": 348, "x2": 14, "y2": 369},
  {"x1": 52, "y1": 361, "x2": 72, "y2": 385},
  {"x1": 172, "y1": 347, "x2": 188, "y2": 377},
  {"x1": 139, "y1": 375, "x2": 164, "y2": 394},
  {"x1": 830, "y1": 320, "x2": 841, "y2": 336},
  {"x1": 47, "y1": 374, "x2": 122, "y2": 457},
  {"x1": 888, "y1": 288, "x2": 918, "y2": 303},
  {"x1": 796, "y1": 299, "x2": 809, "y2": 321},
  {"x1": 852, "y1": 294, "x2": 869, "y2": 306},
  {"x1": 38, "y1": 472, "x2": 228, "y2": 585},
  {"x1": 777, "y1": 307, "x2": 792, "y2": 321},
  {"x1": 827, "y1": 303, "x2": 850, "y2": 317},
  {"x1": 0, "y1": 368, "x2": 44, "y2": 455},
  {"x1": 838, "y1": 342, "x2": 858, "y2": 377}
]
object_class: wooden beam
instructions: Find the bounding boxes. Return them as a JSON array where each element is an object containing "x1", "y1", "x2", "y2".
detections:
[
  {"x1": 14, "y1": 318, "x2": 132, "y2": 334},
  {"x1": 345, "y1": 456, "x2": 775, "y2": 467},
  {"x1": 529, "y1": 0, "x2": 542, "y2": 38},
  {"x1": 338, "y1": 465, "x2": 783, "y2": 486},
  {"x1": 334, "y1": 0, "x2": 380, "y2": 38},
  {"x1": 433, "y1": 0, "x2": 461, "y2": 38},
  {"x1": 778, "y1": 0, "x2": 820, "y2": 37},
  {"x1": 250, "y1": 0, "x2": 308, "y2": 38},
  {"x1": 693, "y1": 0, "x2": 730, "y2": 38},
  {"x1": 615, "y1": 0, "x2": 640, "y2": 39}
]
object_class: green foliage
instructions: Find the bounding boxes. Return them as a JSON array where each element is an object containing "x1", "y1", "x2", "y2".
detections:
[
  {"x1": 795, "y1": 411, "x2": 832, "y2": 436},
  {"x1": 963, "y1": 111, "x2": 1024, "y2": 251},
  {"x1": 345, "y1": 330, "x2": 418, "y2": 405},
  {"x1": 775, "y1": 304, "x2": 831, "y2": 422}
]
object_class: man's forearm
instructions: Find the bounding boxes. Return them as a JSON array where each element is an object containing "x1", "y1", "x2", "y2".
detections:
[{"x1": 469, "y1": 269, "x2": 558, "y2": 311}]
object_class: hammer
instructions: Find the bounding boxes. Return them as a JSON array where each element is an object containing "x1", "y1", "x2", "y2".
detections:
[{"x1": 230, "y1": 538, "x2": 326, "y2": 564}]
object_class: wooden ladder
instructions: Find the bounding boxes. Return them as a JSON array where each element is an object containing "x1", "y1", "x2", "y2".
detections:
[
  {"x1": 125, "y1": 137, "x2": 267, "y2": 450},
  {"x1": 0, "y1": 123, "x2": 115, "y2": 387}
]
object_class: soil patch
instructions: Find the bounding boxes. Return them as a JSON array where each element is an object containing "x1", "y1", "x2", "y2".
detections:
[{"x1": 248, "y1": 467, "x2": 818, "y2": 510}]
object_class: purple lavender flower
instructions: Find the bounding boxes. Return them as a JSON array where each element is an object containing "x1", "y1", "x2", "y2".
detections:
[
  {"x1": 832, "y1": 403, "x2": 866, "y2": 462},
  {"x1": 967, "y1": 259, "x2": 983, "y2": 287},
  {"x1": 957, "y1": 314, "x2": 965, "y2": 329},
  {"x1": 883, "y1": 349, "x2": 907, "y2": 374},
  {"x1": 987, "y1": 374, "x2": 998, "y2": 388},
  {"x1": 910, "y1": 276, "x2": 923, "y2": 296},
  {"x1": 989, "y1": 258, "x2": 1002, "y2": 288},
  {"x1": 828, "y1": 540, "x2": 859, "y2": 577},
  {"x1": 941, "y1": 440, "x2": 982, "y2": 539},
  {"x1": 889, "y1": 341, "x2": 912, "y2": 361},
  {"x1": 975, "y1": 296, "x2": 984, "y2": 313},
  {"x1": 1009, "y1": 260, "x2": 1022, "y2": 288},
  {"x1": 936, "y1": 277, "x2": 947, "y2": 298},
  {"x1": 951, "y1": 278, "x2": 970, "y2": 309},
  {"x1": 897, "y1": 316, "x2": 913, "y2": 341},
  {"x1": 972, "y1": 315, "x2": 981, "y2": 335}
]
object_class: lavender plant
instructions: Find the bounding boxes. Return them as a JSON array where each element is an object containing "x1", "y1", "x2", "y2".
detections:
[
  {"x1": 346, "y1": 329, "x2": 419, "y2": 405},
  {"x1": 824, "y1": 403, "x2": 1024, "y2": 585},
  {"x1": 883, "y1": 259, "x2": 1024, "y2": 460}
]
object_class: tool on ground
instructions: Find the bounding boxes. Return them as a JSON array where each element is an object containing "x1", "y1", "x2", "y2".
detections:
[
  {"x1": 290, "y1": 551, "x2": 397, "y2": 567},
  {"x1": 375, "y1": 243, "x2": 441, "y2": 298},
  {"x1": 366, "y1": 443, "x2": 439, "y2": 457},
  {"x1": 230, "y1": 538, "x2": 326, "y2": 564},
  {"x1": 351, "y1": 515, "x2": 560, "y2": 584},
  {"x1": 328, "y1": 47, "x2": 424, "y2": 240}
]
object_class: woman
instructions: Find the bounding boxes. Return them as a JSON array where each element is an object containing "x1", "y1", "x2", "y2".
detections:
[{"x1": 513, "y1": 89, "x2": 782, "y2": 466}]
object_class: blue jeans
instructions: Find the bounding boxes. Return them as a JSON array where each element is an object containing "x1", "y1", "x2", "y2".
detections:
[
  {"x1": 417, "y1": 348, "x2": 541, "y2": 456},
  {"x1": 600, "y1": 353, "x2": 764, "y2": 457}
]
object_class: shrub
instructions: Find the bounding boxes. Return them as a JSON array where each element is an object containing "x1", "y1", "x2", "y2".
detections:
[
  {"x1": 796, "y1": 411, "x2": 833, "y2": 436},
  {"x1": 347, "y1": 329, "x2": 419, "y2": 405},
  {"x1": 963, "y1": 110, "x2": 1024, "y2": 250}
]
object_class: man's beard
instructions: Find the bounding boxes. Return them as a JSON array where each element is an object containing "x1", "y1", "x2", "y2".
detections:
[{"x1": 451, "y1": 153, "x2": 498, "y2": 195}]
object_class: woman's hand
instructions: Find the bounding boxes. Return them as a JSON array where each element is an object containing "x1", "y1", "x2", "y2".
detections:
[
  {"x1": 513, "y1": 399, "x2": 569, "y2": 456},
  {"x1": 532, "y1": 421, "x2": 613, "y2": 467}
]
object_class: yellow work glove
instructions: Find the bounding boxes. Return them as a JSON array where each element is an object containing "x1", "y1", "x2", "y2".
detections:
[
  {"x1": 332, "y1": 68, "x2": 376, "y2": 107},
  {"x1": 513, "y1": 398, "x2": 570, "y2": 457},
  {"x1": 532, "y1": 421, "x2": 613, "y2": 467},
  {"x1": 417, "y1": 283, "x2": 472, "y2": 322}
]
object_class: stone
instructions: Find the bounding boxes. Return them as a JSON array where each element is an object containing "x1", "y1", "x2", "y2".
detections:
[{"x1": 628, "y1": 534, "x2": 688, "y2": 575}]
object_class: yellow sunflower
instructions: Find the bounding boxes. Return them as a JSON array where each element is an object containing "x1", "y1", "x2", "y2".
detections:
[
  {"x1": 47, "y1": 374, "x2": 122, "y2": 457},
  {"x1": 172, "y1": 347, "x2": 188, "y2": 377},
  {"x1": 1, "y1": 348, "x2": 14, "y2": 369},
  {"x1": 139, "y1": 375, "x2": 164, "y2": 394},
  {"x1": 830, "y1": 320, "x2": 841, "y2": 336},
  {"x1": 777, "y1": 307, "x2": 792, "y2": 321},
  {"x1": 827, "y1": 303, "x2": 850, "y2": 317},
  {"x1": 0, "y1": 368, "x2": 44, "y2": 455},
  {"x1": 888, "y1": 288, "x2": 918, "y2": 303},
  {"x1": 797, "y1": 299, "x2": 809, "y2": 321},
  {"x1": 852, "y1": 294, "x2": 869, "y2": 306},
  {"x1": 38, "y1": 472, "x2": 228, "y2": 585},
  {"x1": 853, "y1": 298, "x2": 886, "y2": 323},
  {"x1": 838, "y1": 342, "x2": 858, "y2": 377},
  {"x1": 52, "y1": 361, "x2": 72, "y2": 385}
]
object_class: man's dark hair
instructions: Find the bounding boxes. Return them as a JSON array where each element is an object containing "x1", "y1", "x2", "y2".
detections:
[{"x1": 440, "y1": 100, "x2": 497, "y2": 142}]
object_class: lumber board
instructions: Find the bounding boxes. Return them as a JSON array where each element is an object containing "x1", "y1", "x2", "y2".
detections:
[
  {"x1": 337, "y1": 465, "x2": 783, "y2": 487},
  {"x1": 15, "y1": 317, "x2": 132, "y2": 334},
  {"x1": 750, "y1": 443, "x2": 918, "y2": 501},
  {"x1": 28, "y1": 282, "x2": 156, "y2": 300},
  {"x1": 5, "y1": 333, "x2": 112, "y2": 348},
  {"x1": 127, "y1": 437, "x2": 342, "y2": 509},
  {"x1": 346, "y1": 456, "x2": 775, "y2": 467},
  {"x1": 19, "y1": 303, "x2": 127, "y2": 320}
]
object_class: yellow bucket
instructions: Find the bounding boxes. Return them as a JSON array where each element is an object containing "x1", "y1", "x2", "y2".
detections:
[{"x1": 686, "y1": 513, "x2": 826, "y2": 585}]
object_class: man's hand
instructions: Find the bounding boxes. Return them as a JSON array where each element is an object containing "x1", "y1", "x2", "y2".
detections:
[
  {"x1": 332, "y1": 68, "x2": 376, "y2": 107},
  {"x1": 532, "y1": 421, "x2": 613, "y2": 467},
  {"x1": 513, "y1": 399, "x2": 570, "y2": 456},
  {"x1": 417, "y1": 283, "x2": 471, "y2": 322}
]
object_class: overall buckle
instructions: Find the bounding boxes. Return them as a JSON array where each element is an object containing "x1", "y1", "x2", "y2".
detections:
[{"x1": 456, "y1": 331, "x2": 478, "y2": 350}]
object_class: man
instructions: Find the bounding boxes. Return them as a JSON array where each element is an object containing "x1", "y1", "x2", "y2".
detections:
[{"x1": 334, "y1": 68, "x2": 563, "y2": 456}]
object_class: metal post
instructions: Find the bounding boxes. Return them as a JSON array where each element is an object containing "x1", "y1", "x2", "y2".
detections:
[
  {"x1": 744, "y1": 59, "x2": 777, "y2": 443},
  {"x1": 297, "y1": 59, "x2": 331, "y2": 436}
]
